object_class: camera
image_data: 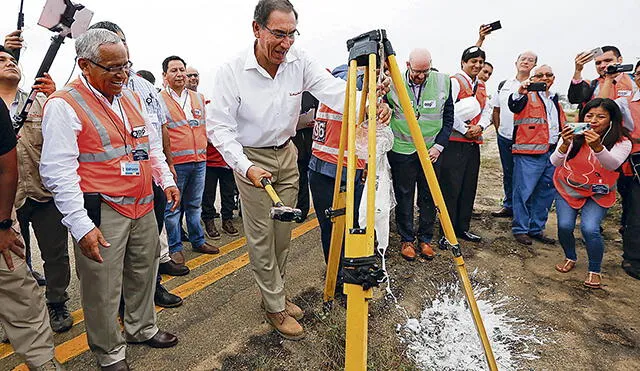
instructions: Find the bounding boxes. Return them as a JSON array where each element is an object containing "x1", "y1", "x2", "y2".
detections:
[
  {"x1": 606, "y1": 64, "x2": 634, "y2": 75},
  {"x1": 527, "y1": 82, "x2": 547, "y2": 92},
  {"x1": 567, "y1": 122, "x2": 590, "y2": 135}
]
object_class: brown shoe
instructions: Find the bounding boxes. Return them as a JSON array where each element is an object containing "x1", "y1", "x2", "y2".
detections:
[
  {"x1": 286, "y1": 300, "x2": 304, "y2": 320},
  {"x1": 419, "y1": 242, "x2": 436, "y2": 260},
  {"x1": 169, "y1": 250, "x2": 185, "y2": 265},
  {"x1": 584, "y1": 272, "x2": 602, "y2": 289},
  {"x1": 203, "y1": 219, "x2": 221, "y2": 240},
  {"x1": 400, "y1": 242, "x2": 416, "y2": 261},
  {"x1": 514, "y1": 233, "x2": 532, "y2": 246},
  {"x1": 101, "y1": 360, "x2": 129, "y2": 371},
  {"x1": 555, "y1": 259, "x2": 576, "y2": 273},
  {"x1": 264, "y1": 310, "x2": 305, "y2": 340},
  {"x1": 222, "y1": 219, "x2": 239, "y2": 236},
  {"x1": 193, "y1": 241, "x2": 220, "y2": 254}
]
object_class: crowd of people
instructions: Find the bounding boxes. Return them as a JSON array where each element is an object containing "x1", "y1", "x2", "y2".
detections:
[{"x1": 0, "y1": 0, "x2": 638, "y2": 370}]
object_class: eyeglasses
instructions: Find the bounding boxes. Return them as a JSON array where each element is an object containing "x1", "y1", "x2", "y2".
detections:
[
  {"x1": 263, "y1": 25, "x2": 300, "y2": 40},
  {"x1": 87, "y1": 59, "x2": 132, "y2": 74},
  {"x1": 409, "y1": 65, "x2": 430, "y2": 76},
  {"x1": 533, "y1": 73, "x2": 554, "y2": 78},
  {"x1": 186, "y1": 73, "x2": 199, "y2": 78}
]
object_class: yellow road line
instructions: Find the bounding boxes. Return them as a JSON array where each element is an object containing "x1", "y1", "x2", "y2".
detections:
[{"x1": 10, "y1": 218, "x2": 319, "y2": 370}]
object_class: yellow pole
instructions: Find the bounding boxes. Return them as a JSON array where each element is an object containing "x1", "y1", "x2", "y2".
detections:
[
  {"x1": 343, "y1": 58, "x2": 373, "y2": 371},
  {"x1": 386, "y1": 54, "x2": 498, "y2": 371}
]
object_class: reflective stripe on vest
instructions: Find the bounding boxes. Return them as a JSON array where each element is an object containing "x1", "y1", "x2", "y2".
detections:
[
  {"x1": 316, "y1": 110, "x2": 343, "y2": 121},
  {"x1": 312, "y1": 104, "x2": 367, "y2": 169},
  {"x1": 311, "y1": 142, "x2": 367, "y2": 160}
]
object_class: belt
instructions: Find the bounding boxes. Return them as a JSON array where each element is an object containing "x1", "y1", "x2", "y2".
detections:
[{"x1": 247, "y1": 138, "x2": 291, "y2": 151}]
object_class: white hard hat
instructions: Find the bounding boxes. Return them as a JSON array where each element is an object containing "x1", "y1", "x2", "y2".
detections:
[{"x1": 455, "y1": 97, "x2": 481, "y2": 122}]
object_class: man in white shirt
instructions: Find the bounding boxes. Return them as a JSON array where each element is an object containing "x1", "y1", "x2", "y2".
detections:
[
  {"x1": 40, "y1": 29, "x2": 180, "y2": 371},
  {"x1": 508, "y1": 65, "x2": 563, "y2": 246},
  {"x1": 490, "y1": 51, "x2": 538, "y2": 218},
  {"x1": 207, "y1": 0, "x2": 389, "y2": 340}
]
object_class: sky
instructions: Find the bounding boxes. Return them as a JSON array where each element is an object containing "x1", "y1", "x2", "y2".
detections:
[{"x1": 1, "y1": 0, "x2": 639, "y2": 100}]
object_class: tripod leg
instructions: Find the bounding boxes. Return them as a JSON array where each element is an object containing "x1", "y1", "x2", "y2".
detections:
[
  {"x1": 344, "y1": 55, "x2": 377, "y2": 371},
  {"x1": 386, "y1": 54, "x2": 498, "y2": 371}
]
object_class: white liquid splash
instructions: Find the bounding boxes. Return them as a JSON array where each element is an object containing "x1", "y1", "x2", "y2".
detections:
[{"x1": 399, "y1": 282, "x2": 548, "y2": 371}]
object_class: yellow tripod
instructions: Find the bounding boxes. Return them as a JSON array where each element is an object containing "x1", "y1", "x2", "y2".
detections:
[{"x1": 322, "y1": 30, "x2": 498, "y2": 371}]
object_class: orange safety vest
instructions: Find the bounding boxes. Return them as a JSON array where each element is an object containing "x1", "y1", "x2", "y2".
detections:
[
  {"x1": 160, "y1": 89, "x2": 207, "y2": 165},
  {"x1": 46, "y1": 79, "x2": 154, "y2": 219},
  {"x1": 512, "y1": 92, "x2": 567, "y2": 155},
  {"x1": 591, "y1": 73, "x2": 635, "y2": 100},
  {"x1": 449, "y1": 73, "x2": 487, "y2": 144},
  {"x1": 620, "y1": 96, "x2": 640, "y2": 176},
  {"x1": 312, "y1": 104, "x2": 366, "y2": 169},
  {"x1": 554, "y1": 143, "x2": 623, "y2": 209}
]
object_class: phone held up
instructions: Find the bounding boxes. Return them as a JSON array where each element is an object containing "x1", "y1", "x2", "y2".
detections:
[
  {"x1": 527, "y1": 82, "x2": 547, "y2": 92},
  {"x1": 484, "y1": 20, "x2": 501, "y2": 31},
  {"x1": 568, "y1": 122, "x2": 591, "y2": 135}
]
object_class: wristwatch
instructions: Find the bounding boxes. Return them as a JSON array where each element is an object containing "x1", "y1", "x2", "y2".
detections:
[{"x1": 0, "y1": 219, "x2": 13, "y2": 230}]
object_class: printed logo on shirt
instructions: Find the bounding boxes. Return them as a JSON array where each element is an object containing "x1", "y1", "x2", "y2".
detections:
[
  {"x1": 192, "y1": 108, "x2": 203, "y2": 118},
  {"x1": 618, "y1": 90, "x2": 632, "y2": 97},
  {"x1": 423, "y1": 100, "x2": 436, "y2": 109}
]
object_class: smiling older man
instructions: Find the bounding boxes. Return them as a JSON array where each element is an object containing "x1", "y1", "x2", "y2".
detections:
[{"x1": 40, "y1": 29, "x2": 180, "y2": 371}]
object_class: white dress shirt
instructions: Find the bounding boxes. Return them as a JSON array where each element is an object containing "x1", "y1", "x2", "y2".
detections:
[
  {"x1": 206, "y1": 44, "x2": 347, "y2": 177},
  {"x1": 490, "y1": 78, "x2": 524, "y2": 140},
  {"x1": 451, "y1": 70, "x2": 492, "y2": 135},
  {"x1": 40, "y1": 75, "x2": 176, "y2": 241}
]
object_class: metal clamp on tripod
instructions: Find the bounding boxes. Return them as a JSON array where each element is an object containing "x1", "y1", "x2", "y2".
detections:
[{"x1": 341, "y1": 256, "x2": 385, "y2": 290}]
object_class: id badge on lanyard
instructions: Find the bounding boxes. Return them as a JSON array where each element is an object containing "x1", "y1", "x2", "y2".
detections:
[{"x1": 121, "y1": 161, "x2": 141, "y2": 176}]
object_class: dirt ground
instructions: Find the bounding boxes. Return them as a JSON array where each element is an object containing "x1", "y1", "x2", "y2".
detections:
[
  {"x1": 1, "y1": 131, "x2": 638, "y2": 371},
  {"x1": 218, "y1": 130, "x2": 640, "y2": 371}
]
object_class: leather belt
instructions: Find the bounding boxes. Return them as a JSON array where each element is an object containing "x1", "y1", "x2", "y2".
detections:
[{"x1": 247, "y1": 138, "x2": 291, "y2": 151}]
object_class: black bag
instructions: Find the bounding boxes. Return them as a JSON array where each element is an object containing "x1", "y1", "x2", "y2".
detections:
[{"x1": 83, "y1": 193, "x2": 102, "y2": 227}]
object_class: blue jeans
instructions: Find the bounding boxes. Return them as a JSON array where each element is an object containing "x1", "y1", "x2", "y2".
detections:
[
  {"x1": 512, "y1": 152, "x2": 556, "y2": 235},
  {"x1": 165, "y1": 161, "x2": 206, "y2": 253},
  {"x1": 497, "y1": 134, "x2": 514, "y2": 210},
  {"x1": 556, "y1": 196, "x2": 608, "y2": 272}
]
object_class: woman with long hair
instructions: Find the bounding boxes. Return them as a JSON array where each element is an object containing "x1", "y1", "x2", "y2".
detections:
[{"x1": 551, "y1": 98, "x2": 632, "y2": 288}]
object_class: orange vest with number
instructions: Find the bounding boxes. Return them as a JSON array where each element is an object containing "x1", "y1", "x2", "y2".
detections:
[
  {"x1": 46, "y1": 79, "x2": 154, "y2": 219},
  {"x1": 512, "y1": 92, "x2": 567, "y2": 155},
  {"x1": 449, "y1": 73, "x2": 486, "y2": 144},
  {"x1": 553, "y1": 143, "x2": 623, "y2": 209},
  {"x1": 160, "y1": 89, "x2": 207, "y2": 165},
  {"x1": 312, "y1": 104, "x2": 366, "y2": 169},
  {"x1": 621, "y1": 96, "x2": 640, "y2": 175}
]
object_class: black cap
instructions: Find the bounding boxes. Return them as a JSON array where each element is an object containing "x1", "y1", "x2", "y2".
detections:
[
  {"x1": 0, "y1": 46, "x2": 16, "y2": 59},
  {"x1": 461, "y1": 46, "x2": 485, "y2": 62}
]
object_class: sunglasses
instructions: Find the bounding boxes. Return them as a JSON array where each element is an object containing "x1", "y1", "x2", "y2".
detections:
[{"x1": 186, "y1": 73, "x2": 199, "y2": 78}]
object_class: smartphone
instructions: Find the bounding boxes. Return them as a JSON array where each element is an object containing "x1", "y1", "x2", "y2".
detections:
[
  {"x1": 568, "y1": 122, "x2": 590, "y2": 135},
  {"x1": 37, "y1": 0, "x2": 94, "y2": 38},
  {"x1": 486, "y1": 20, "x2": 502, "y2": 31},
  {"x1": 581, "y1": 47, "x2": 604, "y2": 63},
  {"x1": 527, "y1": 82, "x2": 547, "y2": 92}
]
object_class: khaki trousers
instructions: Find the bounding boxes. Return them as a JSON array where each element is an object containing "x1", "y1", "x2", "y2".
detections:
[
  {"x1": 0, "y1": 209, "x2": 55, "y2": 368},
  {"x1": 235, "y1": 142, "x2": 299, "y2": 313},
  {"x1": 73, "y1": 203, "x2": 160, "y2": 367}
]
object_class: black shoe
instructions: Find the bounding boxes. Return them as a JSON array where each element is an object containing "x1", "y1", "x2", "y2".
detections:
[
  {"x1": 528, "y1": 233, "x2": 556, "y2": 245},
  {"x1": 31, "y1": 270, "x2": 46, "y2": 286},
  {"x1": 491, "y1": 207, "x2": 513, "y2": 218},
  {"x1": 180, "y1": 228, "x2": 189, "y2": 242},
  {"x1": 622, "y1": 260, "x2": 640, "y2": 280},
  {"x1": 458, "y1": 231, "x2": 482, "y2": 242},
  {"x1": 47, "y1": 302, "x2": 73, "y2": 333},
  {"x1": 159, "y1": 260, "x2": 190, "y2": 276},
  {"x1": 514, "y1": 233, "x2": 533, "y2": 246},
  {"x1": 154, "y1": 284, "x2": 183, "y2": 308}
]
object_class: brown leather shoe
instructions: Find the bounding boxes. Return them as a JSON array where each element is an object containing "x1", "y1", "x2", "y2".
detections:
[
  {"x1": 169, "y1": 250, "x2": 185, "y2": 265},
  {"x1": 222, "y1": 219, "x2": 239, "y2": 236},
  {"x1": 193, "y1": 241, "x2": 220, "y2": 254},
  {"x1": 286, "y1": 300, "x2": 304, "y2": 320},
  {"x1": 133, "y1": 330, "x2": 178, "y2": 348},
  {"x1": 203, "y1": 219, "x2": 221, "y2": 240},
  {"x1": 264, "y1": 310, "x2": 305, "y2": 340},
  {"x1": 400, "y1": 242, "x2": 416, "y2": 261},
  {"x1": 555, "y1": 259, "x2": 576, "y2": 273},
  {"x1": 419, "y1": 242, "x2": 436, "y2": 260},
  {"x1": 514, "y1": 233, "x2": 532, "y2": 246},
  {"x1": 101, "y1": 360, "x2": 130, "y2": 371}
]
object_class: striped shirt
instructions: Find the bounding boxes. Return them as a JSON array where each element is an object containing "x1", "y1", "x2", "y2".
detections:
[{"x1": 128, "y1": 71, "x2": 167, "y2": 138}]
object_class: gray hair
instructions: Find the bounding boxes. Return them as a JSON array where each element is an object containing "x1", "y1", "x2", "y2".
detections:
[{"x1": 75, "y1": 29, "x2": 122, "y2": 61}]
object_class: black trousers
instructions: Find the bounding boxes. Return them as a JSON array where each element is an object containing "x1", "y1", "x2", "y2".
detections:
[
  {"x1": 202, "y1": 166, "x2": 236, "y2": 221},
  {"x1": 292, "y1": 127, "x2": 313, "y2": 219},
  {"x1": 439, "y1": 141, "x2": 480, "y2": 234},
  {"x1": 622, "y1": 178, "x2": 640, "y2": 265},
  {"x1": 388, "y1": 151, "x2": 441, "y2": 243},
  {"x1": 618, "y1": 174, "x2": 634, "y2": 229}
]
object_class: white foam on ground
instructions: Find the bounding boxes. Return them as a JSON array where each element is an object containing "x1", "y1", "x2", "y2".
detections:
[{"x1": 399, "y1": 282, "x2": 547, "y2": 371}]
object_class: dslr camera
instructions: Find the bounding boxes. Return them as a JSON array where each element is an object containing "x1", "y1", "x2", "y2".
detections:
[{"x1": 606, "y1": 64, "x2": 634, "y2": 75}]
